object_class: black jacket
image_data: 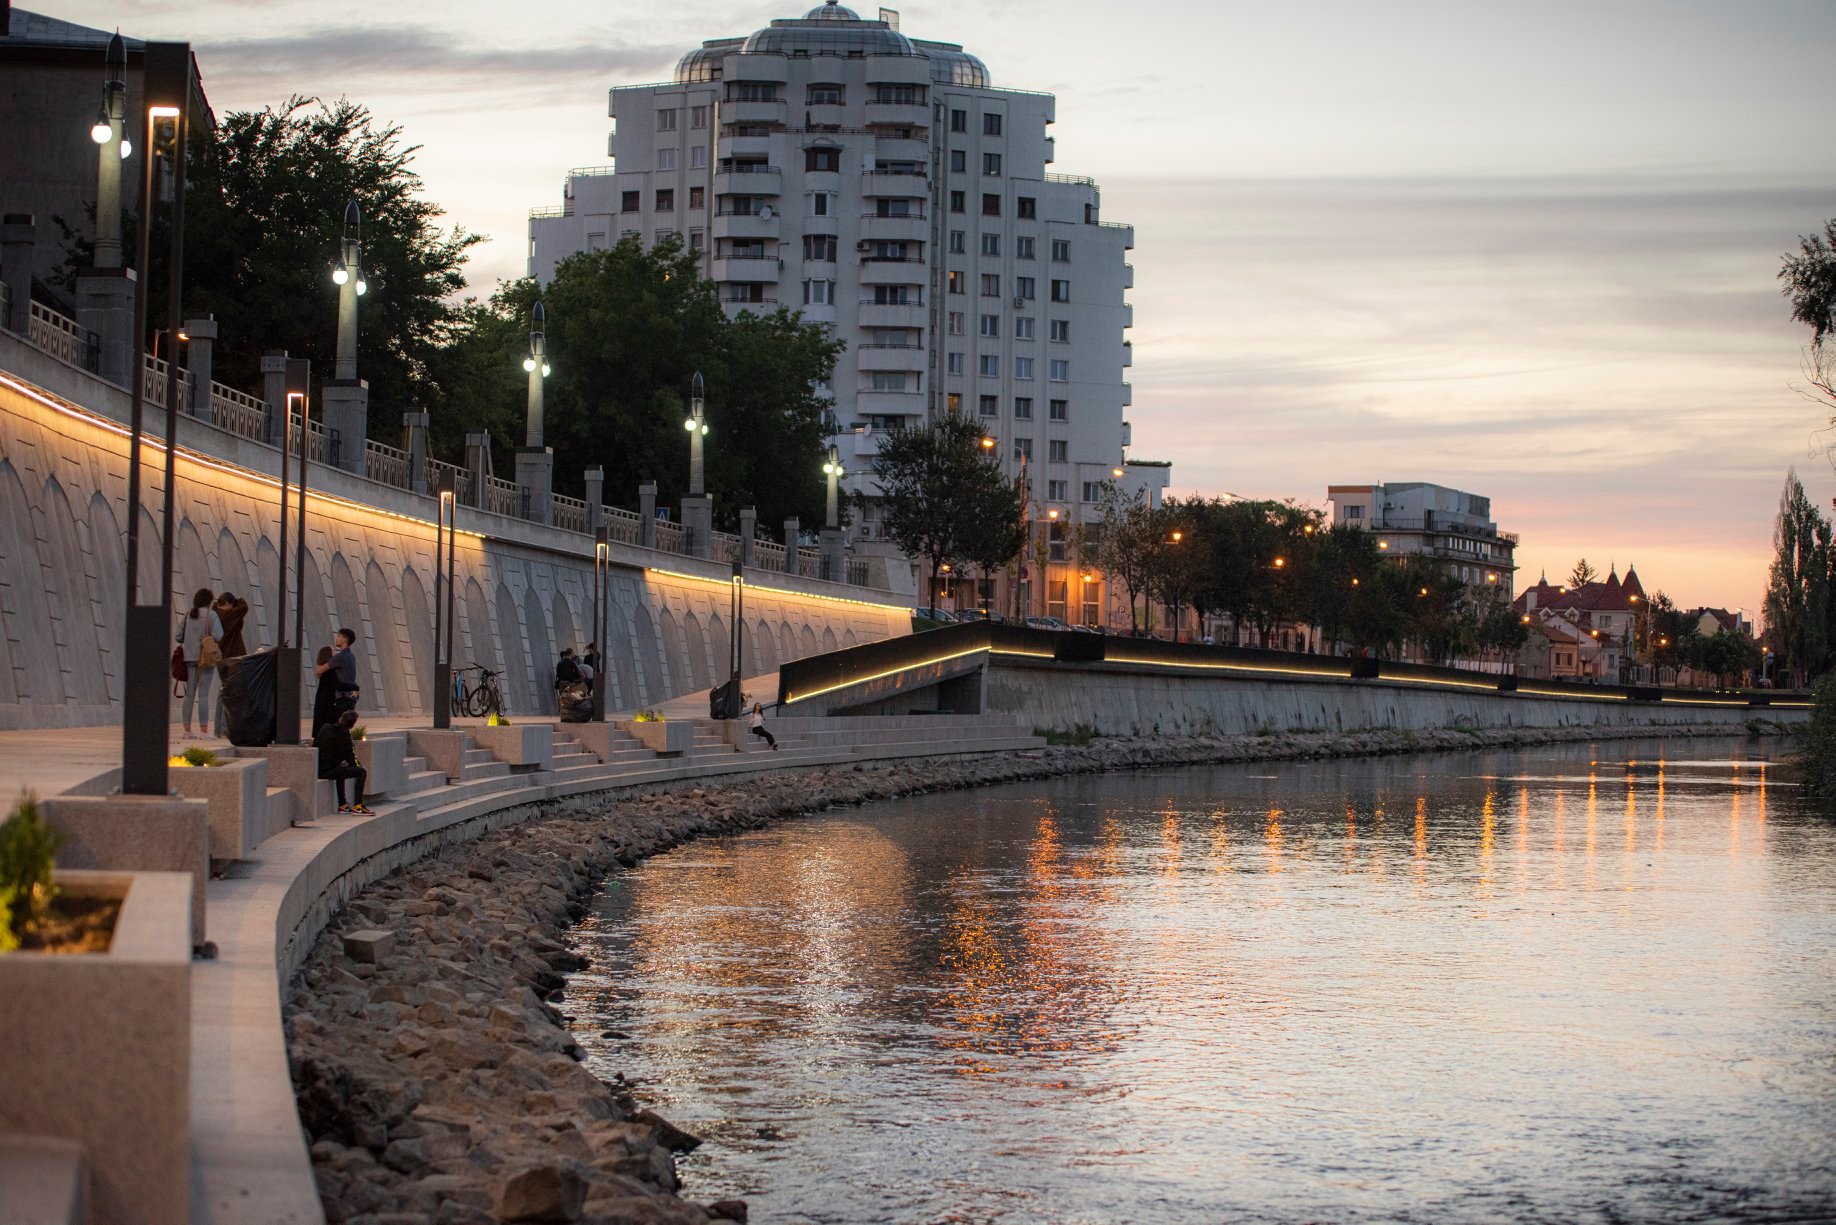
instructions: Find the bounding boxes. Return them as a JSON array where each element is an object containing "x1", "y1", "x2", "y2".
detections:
[
  {"x1": 555, "y1": 657, "x2": 582, "y2": 689},
  {"x1": 315, "y1": 724, "x2": 357, "y2": 771}
]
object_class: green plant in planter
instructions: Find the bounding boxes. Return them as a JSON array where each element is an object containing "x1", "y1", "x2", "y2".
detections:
[
  {"x1": 633, "y1": 708, "x2": 664, "y2": 723},
  {"x1": 351, "y1": 726, "x2": 367, "y2": 741},
  {"x1": 0, "y1": 792, "x2": 64, "y2": 952},
  {"x1": 181, "y1": 745, "x2": 219, "y2": 768}
]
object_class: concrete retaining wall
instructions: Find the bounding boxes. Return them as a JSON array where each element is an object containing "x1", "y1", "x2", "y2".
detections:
[
  {"x1": 988, "y1": 660, "x2": 1801, "y2": 736},
  {"x1": 0, "y1": 339, "x2": 908, "y2": 729}
]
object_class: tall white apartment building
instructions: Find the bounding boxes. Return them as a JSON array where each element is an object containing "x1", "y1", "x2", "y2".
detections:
[{"x1": 528, "y1": 1, "x2": 1135, "y2": 621}]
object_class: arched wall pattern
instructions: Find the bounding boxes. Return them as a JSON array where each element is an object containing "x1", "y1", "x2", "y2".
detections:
[
  {"x1": 399, "y1": 568, "x2": 435, "y2": 714},
  {"x1": 521, "y1": 583, "x2": 554, "y2": 702},
  {"x1": 0, "y1": 459, "x2": 64, "y2": 704},
  {"x1": 495, "y1": 582, "x2": 535, "y2": 713},
  {"x1": 367, "y1": 559, "x2": 412, "y2": 714},
  {"x1": 41, "y1": 477, "x2": 108, "y2": 706},
  {"x1": 682, "y1": 613, "x2": 710, "y2": 692},
  {"x1": 175, "y1": 519, "x2": 211, "y2": 614},
  {"x1": 328, "y1": 553, "x2": 378, "y2": 708},
  {"x1": 633, "y1": 604, "x2": 662, "y2": 709},
  {"x1": 460, "y1": 578, "x2": 497, "y2": 679},
  {"x1": 86, "y1": 492, "x2": 125, "y2": 702}
]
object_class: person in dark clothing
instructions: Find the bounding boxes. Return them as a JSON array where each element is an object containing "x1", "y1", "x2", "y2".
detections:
[
  {"x1": 315, "y1": 709, "x2": 371, "y2": 813},
  {"x1": 582, "y1": 643, "x2": 600, "y2": 693},
  {"x1": 311, "y1": 646, "x2": 340, "y2": 738},
  {"x1": 555, "y1": 648, "x2": 582, "y2": 690},
  {"x1": 329, "y1": 628, "x2": 360, "y2": 716},
  {"x1": 212, "y1": 593, "x2": 251, "y2": 736}
]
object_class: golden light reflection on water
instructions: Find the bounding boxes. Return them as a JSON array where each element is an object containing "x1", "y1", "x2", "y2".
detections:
[{"x1": 1479, "y1": 790, "x2": 1496, "y2": 900}]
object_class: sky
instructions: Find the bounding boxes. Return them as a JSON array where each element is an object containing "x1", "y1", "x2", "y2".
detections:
[{"x1": 73, "y1": 0, "x2": 1836, "y2": 612}]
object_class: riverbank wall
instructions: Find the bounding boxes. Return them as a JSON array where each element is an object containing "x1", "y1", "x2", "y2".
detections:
[{"x1": 286, "y1": 720, "x2": 1788, "y2": 1223}]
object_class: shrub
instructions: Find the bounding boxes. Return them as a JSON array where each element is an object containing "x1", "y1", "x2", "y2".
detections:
[
  {"x1": 0, "y1": 793, "x2": 64, "y2": 951},
  {"x1": 633, "y1": 708, "x2": 663, "y2": 723},
  {"x1": 182, "y1": 745, "x2": 219, "y2": 768},
  {"x1": 1795, "y1": 673, "x2": 1836, "y2": 799},
  {"x1": 351, "y1": 725, "x2": 367, "y2": 741}
]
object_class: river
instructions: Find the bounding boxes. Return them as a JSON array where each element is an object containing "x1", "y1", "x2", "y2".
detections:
[{"x1": 568, "y1": 738, "x2": 1836, "y2": 1223}]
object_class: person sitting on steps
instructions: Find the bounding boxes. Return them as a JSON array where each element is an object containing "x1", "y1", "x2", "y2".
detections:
[
  {"x1": 315, "y1": 709, "x2": 371, "y2": 814},
  {"x1": 749, "y1": 701, "x2": 779, "y2": 751}
]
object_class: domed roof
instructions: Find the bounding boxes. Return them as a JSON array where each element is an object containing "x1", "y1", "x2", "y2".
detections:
[
  {"x1": 804, "y1": 1, "x2": 861, "y2": 18},
  {"x1": 673, "y1": 3, "x2": 992, "y2": 84}
]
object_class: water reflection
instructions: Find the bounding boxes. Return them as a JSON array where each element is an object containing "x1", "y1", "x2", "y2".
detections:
[{"x1": 572, "y1": 737, "x2": 1836, "y2": 1223}]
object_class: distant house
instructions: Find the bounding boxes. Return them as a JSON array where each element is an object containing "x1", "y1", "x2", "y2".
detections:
[
  {"x1": 1691, "y1": 607, "x2": 1753, "y2": 638},
  {"x1": 1515, "y1": 564, "x2": 1647, "y2": 645},
  {"x1": 1326, "y1": 481, "x2": 1517, "y2": 593},
  {"x1": 1518, "y1": 611, "x2": 1610, "y2": 680}
]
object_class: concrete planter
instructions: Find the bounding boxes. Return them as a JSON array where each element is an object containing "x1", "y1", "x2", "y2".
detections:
[
  {"x1": 169, "y1": 755, "x2": 268, "y2": 863},
  {"x1": 621, "y1": 719, "x2": 694, "y2": 755},
  {"x1": 0, "y1": 869, "x2": 193, "y2": 1225},
  {"x1": 471, "y1": 723, "x2": 553, "y2": 768},
  {"x1": 406, "y1": 728, "x2": 468, "y2": 781},
  {"x1": 240, "y1": 744, "x2": 334, "y2": 823},
  {"x1": 42, "y1": 795, "x2": 210, "y2": 946},
  {"x1": 353, "y1": 732, "x2": 407, "y2": 798}
]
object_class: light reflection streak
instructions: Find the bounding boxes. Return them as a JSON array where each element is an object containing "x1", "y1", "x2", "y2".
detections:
[
  {"x1": 1586, "y1": 771, "x2": 1599, "y2": 889},
  {"x1": 1516, "y1": 785, "x2": 1531, "y2": 895},
  {"x1": 1264, "y1": 807, "x2": 1285, "y2": 874},
  {"x1": 1478, "y1": 790, "x2": 1496, "y2": 900},
  {"x1": 1412, "y1": 796, "x2": 1428, "y2": 892}
]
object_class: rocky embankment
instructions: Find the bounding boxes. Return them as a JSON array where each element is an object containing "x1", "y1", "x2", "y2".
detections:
[{"x1": 285, "y1": 721, "x2": 1786, "y2": 1224}]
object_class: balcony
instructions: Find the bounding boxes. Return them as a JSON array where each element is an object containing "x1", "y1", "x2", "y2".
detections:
[
  {"x1": 858, "y1": 257, "x2": 925, "y2": 285},
  {"x1": 1121, "y1": 381, "x2": 1132, "y2": 406},
  {"x1": 1122, "y1": 341, "x2": 1132, "y2": 368},
  {"x1": 714, "y1": 166, "x2": 782, "y2": 197},
  {"x1": 1121, "y1": 302, "x2": 1133, "y2": 328},
  {"x1": 1123, "y1": 262, "x2": 1134, "y2": 289},
  {"x1": 859, "y1": 213, "x2": 928, "y2": 242},
  {"x1": 856, "y1": 345, "x2": 923, "y2": 372},
  {"x1": 721, "y1": 294, "x2": 778, "y2": 315},
  {"x1": 861, "y1": 170, "x2": 930, "y2": 197},
  {"x1": 711, "y1": 256, "x2": 782, "y2": 282},
  {"x1": 806, "y1": 101, "x2": 846, "y2": 128},
  {"x1": 873, "y1": 136, "x2": 930, "y2": 162},
  {"x1": 725, "y1": 99, "x2": 787, "y2": 126},
  {"x1": 856, "y1": 301, "x2": 927, "y2": 330},
  {"x1": 864, "y1": 100, "x2": 930, "y2": 128},
  {"x1": 712, "y1": 212, "x2": 781, "y2": 241},
  {"x1": 854, "y1": 386, "x2": 926, "y2": 411},
  {"x1": 723, "y1": 133, "x2": 772, "y2": 158}
]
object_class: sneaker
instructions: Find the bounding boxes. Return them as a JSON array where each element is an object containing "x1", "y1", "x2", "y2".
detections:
[
  {"x1": 337, "y1": 804, "x2": 352, "y2": 814},
  {"x1": 350, "y1": 803, "x2": 373, "y2": 814}
]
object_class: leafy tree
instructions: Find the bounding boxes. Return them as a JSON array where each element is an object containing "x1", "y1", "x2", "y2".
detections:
[
  {"x1": 1685, "y1": 628, "x2": 1763, "y2": 688},
  {"x1": 871, "y1": 415, "x2": 1021, "y2": 617},
  {"x1": 1779, "y1": 219, "x2": 1836, "y2": 446},
  {"x1": 1144, "y1": 500, "x2": 1202, "y2": 639},
  {"x1": 1094, "y1": 482, "x2": 1156, "y2": 632},
  {"x1": 181, "y1": 97, "x2": 481, "y2": 435},
  {"x1": 1568, "y1": 558, "x2": 1600, "y2": 588},
  {"x1": 1762, "y1": 469, "x2": 1831, "y2": 688}
]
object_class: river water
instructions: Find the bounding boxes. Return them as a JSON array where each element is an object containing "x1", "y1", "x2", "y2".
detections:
[{"x1": 569, "y1": 739, "x2": 1836, "y2": 1223}]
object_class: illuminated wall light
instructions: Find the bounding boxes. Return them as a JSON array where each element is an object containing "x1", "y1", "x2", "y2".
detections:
[{"x1": 782, "y1": 645, "x2": 996, "y2": 705}]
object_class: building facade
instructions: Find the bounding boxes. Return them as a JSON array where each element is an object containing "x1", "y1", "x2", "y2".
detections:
[
  {"x1": 528, "y1": 1, "x2": 1135, "y2": 620},
  {"x1": 1326, "y1": 481, "x2": 1517, "y2": 593}
]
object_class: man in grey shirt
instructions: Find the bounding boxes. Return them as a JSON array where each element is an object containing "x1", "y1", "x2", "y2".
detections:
[{"x1": 331, "y1": 628, "x2": 361, "y2": 713}]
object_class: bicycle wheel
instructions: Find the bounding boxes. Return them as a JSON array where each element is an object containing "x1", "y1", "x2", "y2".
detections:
[
  {"x1": 463, "y1": 685, "x2": 489, "y2": 718},
  {"x1": 483, "y1": 680, "x2": 504, "y2": 717}
]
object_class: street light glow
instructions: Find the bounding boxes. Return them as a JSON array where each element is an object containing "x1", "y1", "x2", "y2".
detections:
[
  {"x1": 526, "y1": 356, "x2": 539, "y2": 373},
  {"x1": 1273, "y1": 557, "x2": 1286, "y2": 568},
  {"x1": 91, "y1": 110, "x2": 111, "y2": 143},
  {"x1": 332, "y1": 267, "x2": 349, "y2": 285}
]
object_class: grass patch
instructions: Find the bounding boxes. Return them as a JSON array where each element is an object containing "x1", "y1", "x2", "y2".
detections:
[{"x1": 1037, "y1": 723, "x2": 1097, "y2": 746}]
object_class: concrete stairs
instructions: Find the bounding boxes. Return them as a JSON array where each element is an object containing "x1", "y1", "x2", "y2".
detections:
[
  {"x1": 395, "y1": 753, "x2": 447, "y2": 797},
  {"x1": 546, "y1": 732, "x2": 606, "y2": 782},
  {"x1": 457, "y1": 741, "x2": 511, "y2": 782}
]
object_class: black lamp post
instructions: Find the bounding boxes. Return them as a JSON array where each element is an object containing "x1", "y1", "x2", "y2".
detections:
[
  {"x1": 592, "y1": 527, "x2": 609, "y2": 721},
  {"x1": 433, "y1": 472, "x2": 457, "y2": 728}
]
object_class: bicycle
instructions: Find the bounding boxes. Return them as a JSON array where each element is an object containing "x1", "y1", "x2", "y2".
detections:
[{"x1": 453, "y1": 665, "x2": 504, "y2": 719}]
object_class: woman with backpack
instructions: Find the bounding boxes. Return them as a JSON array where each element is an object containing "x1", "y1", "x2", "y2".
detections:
[{"x1": 176, "y1": 587, "x2": 224, "y2": 738}]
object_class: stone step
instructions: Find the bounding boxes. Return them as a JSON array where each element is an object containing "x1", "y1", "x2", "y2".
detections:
[
  {"x1": 397, "y1": 769, "x2": 446, "y2": 796},
  {"x1": 0, "y1": 1135, "x2": 83, "y2": 1225},
  {"x1": 458, "y1": 759, "x2": 510, "y2": 781}
]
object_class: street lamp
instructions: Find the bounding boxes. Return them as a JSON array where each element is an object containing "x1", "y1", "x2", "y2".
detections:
[
  {"x1": 592, "y1": 528, "x2": 609, "y2": 721},
  {"x1": 684, "y1": 370, "x2": 708, "y2": 496},
  {"x1": 433, "y1": 472, "x2": 458, "y2": 728},
  {"x1": 332, "y1": 201, "x2": 366, "y2": 384},
  {"x1": 822, "y1": 445, "x2": 844, "y2": 529},
  {"x1": 525, "y1": 300, "x2": 549, "y2": 447},
  {"x1": 91, "y1": 33, "x2": 130, "y2": 269}
]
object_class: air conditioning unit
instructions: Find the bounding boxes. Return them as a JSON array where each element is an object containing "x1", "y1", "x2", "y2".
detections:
[
  {"x1": 1013, "y1": 296, "x2": 1025, "y2": 309},
  {"x1": 856, "y1": 240, "x2": 874, "y2": 252}
]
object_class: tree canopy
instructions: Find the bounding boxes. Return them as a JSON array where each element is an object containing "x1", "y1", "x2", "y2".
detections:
[
  {"x1": 869, "y1": 415, "x2": 1023, "y2": 614},
  {"x1": 1763, "y1": 469, "x2": 1831, "y2": 687}
]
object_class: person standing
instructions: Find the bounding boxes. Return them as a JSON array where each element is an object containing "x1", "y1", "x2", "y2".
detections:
[
  {"x1": 176, "y1": 587, "x2": 224, "y2": 738},
  {"x1": 329, "y1": 628, "x2": 361, "y2": 717},
  {"x1": 211, "y1": 592, "x2": 249, "y2": 735},
  {"x1": 311, "y1": 645, "x2": 340, "y2": 738},
  {"x1": 748, "y1": 701, "x2": 779, "y2": 751},
  {"x1": 583, "y1": 642, "x2": 601, "y2": 694},
  {"x1": 314, "y1": 708, "x2": 371, "y2": 814}
]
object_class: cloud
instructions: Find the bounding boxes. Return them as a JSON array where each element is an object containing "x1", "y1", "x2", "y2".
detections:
[{"x1": 196, "y1": 25, "x2": 677, "y2": 103}]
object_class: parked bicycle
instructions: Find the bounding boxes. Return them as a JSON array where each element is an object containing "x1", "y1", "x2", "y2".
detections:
[{"x1": 453, "y1": 665, "x2": 504, "y2": 719}]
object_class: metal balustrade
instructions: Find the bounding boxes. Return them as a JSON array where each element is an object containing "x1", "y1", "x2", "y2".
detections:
[
  {"x1": 653, "y1": 520, "x2": 686, "y2": 554},
  {"x1": 29, "y1": 302, "x2": 99, "y2": 373},
  {"x1": 552, "y1": 492, "x2": 588, "y2": 534},
  {"x1": 484, "y1": 476, "x2": 520, "y2": 517},
  {"x1": 210, "y1": 383, "x2": 266, "y2": 441},
  {"x1": 365, "y1": 439, "x2": 410, "y2": 490}
]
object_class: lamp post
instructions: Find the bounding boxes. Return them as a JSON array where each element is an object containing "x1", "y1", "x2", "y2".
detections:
[
  {"x1": 685, "y1": 370, "x2": 708, "y2": 495},
  {"x1": 332, "y1": 200, "x2": 366, "y2": 381},
  {"x1": 592, "y1": 528, "x2": 609, "y2": 721},
  {"x1": 89, "y1": 32, "x2": 129, "y2": 269},
  {"x1": 524, "y1": 301, "x2": 549, "y2": 447},
  {"x1": 823, "y1": 445, "x2": 843, "y2": 530},
  {"x1": 433, "y1": 472, "x2": 457, "y2": 728}
]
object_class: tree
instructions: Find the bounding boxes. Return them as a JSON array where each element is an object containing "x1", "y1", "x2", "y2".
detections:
[
  {"x1": 1567, "y1": 558, "x2": 1599, "y2": 588},
  {"x1": 1144, "y1": 500, "x2": 1202, "y2": 639},
  {"x1": 871, "y1": 415, "x2": 1020, "y2": 617},
  {"x1": 181, "y1": 97, "x2": 481, "y2": 434},
  {"x1": 1779, "y1": 219, "x2": 1836, "y2": 448},
  {"x1": 1093, "y1": 481, "x2": 1155, "y2": 632},
  {"x1": 1762, "y1": 469, "x2": 1831, "y2": 688},
  {"x1": 1686, "y1": 629, "x2": 1763, "y2": 688}
]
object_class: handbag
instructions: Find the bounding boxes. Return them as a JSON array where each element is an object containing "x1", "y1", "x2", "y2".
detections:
[
  {"x1": 198, "y1": 634, "x2": 222, "y2": 670},
  {"x1": 170, "y1": 643, "x2": 188, "y2": 696}
]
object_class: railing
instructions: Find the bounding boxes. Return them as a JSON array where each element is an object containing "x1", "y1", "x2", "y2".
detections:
[
  {"x1": 528, "y1": 205, "x2": 568, "y2": 219},
  {"x1": 484, "y1": 476, "x2": 520, "y2": 518},
  {"x1": 860, "y1": 209, "x2": 927, "y2": 220},
  {"x1": 210, "y1": 383, "x2": 267, "y2": 441},
  {"x1": 858, "y1": 342, "x2": 924, "y2": 349},
  {"x1": 29, "y1": 302, "x2": 99, "y2": 373},
  {"x1": 0, "y1": 282, "x2": 11, "y2": 332},
  {"x1": 566, "y1": 164, "x2": 617, "y2": 179},
  {"x1": 718, "y1": 163, "x2": 781, "y2": 175},
  {"x1": 721, "y1": 295, "x2": 778, "y2": 306},
  {"x1": 654, "y1": 519, "x2": 686, "y2": 554},
  {"x1": 797, "y1": 548, "x2": 824, "y2": 579},
  {"x1": 605, "y1": 505, "x2": 643, "y2": 545},
  {"x1": 365, "y1": 438, "x2": 411, "y2": 490},
  {"x1": 552, "y1": 492, "x2": 588, "y2": 534},
  {"x1": 142, "y1": 355, "x2": 193, "y2": 410},
  {"x1": 848, "y1": 561, "x2": 871, "y2": 587},
  {"x1": 426, "y1": 458, "x2": 471, "y2": 501},
  {"x1": 1045, "y1": 172, "x2": 1098, "y2": 187},
  {"x1": 711, "y1": 532, "x2": 742, "y2": 564},
  {"x1": 287, "y1": 414, "x2": 336, "y2": 466},
  {"x1": 754, "y1": 539, "x2": 788, "y2": 570}
]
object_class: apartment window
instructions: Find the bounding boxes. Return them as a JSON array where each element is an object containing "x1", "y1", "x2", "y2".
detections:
[
  {"x1": 1050, "y1": 360, "x2": 1070, "y2": 381},
  {"x1": 1047, "y1": 440, "x2": 1069, "y2": 464},
  {"x1": 950, "y1": 191, "x2": 966, "y2": 214},
  {"x1": 657, "y1": 148, "x2": 678, "y2": 172},
  {"x1": 1345, "y1": 505, "x2": 1365, "y2": 520},
  {"x1": 1014, "y1": 437, "x2": 1033, "y2": 461},
  {"x1": 1051, "y1": 239, "x2": 1071, "y2": 262},
  {"x1": 947, "y1": 311, "x2": 965, "y2": 335},
  {"x1": 980, "y1": 273, "x2": 1001, "y2": 296},
  {"x1": 808, "y1": 83, "x2": 843, "y2": 104},
  {"x1": 983, "y1": 152, "x2": 1002, "y2": 176},
  {"x1": 689, "y1": 186, "x2": 705, "y2": 210},
  {"x1": 874, "y1": 198, "x2": 916, "y2": 218},
  {"x1": 1051, "y1": 279, "x2": 1071, "y2": 302},
  {"x1": 1014, "y1": 396, "x2": 1033, "y2": 420},
  {"x1": 979, "y1": 394, "x2": 999, "y2": 417},
  {"x1": 622, "y1": 229, "x2": 640, "y2": 240},
  {"x1": 983, "y1": 113, "x2": 1003, "y2": 136},
  {"x1": 951, "y1": 108, "x2": 968, "y2": 132},
  {"x1": 805, "y1": 146, "x2": 841, "y2": 172},
  {"x1": 1015, "y1": 316, "x2": 1035, "y2": 340},
  {"x1": 873, "y1": 284, "x2": 915, "y2": 305},
  {"x1": 621, "y1": 190, "x2": 640, "y2": 212},
  {"x1": 978, "y1": 233, "x2": 1000, "y2": 257},
  {"x1": 947, "y1": 392, "x2": 963, "y2": 414},
  {"x1": 873, "y1": 84, "x2": 925, "y2": 104},
  {"x1": 948, "y1": 351, "x2": 965, "y2": 374},
  {"x1": 1016, "y1": 236, "x2": 1035, "y2": 259},
  {"x1": 658, "y1": 108, "x2": 678, "y2": 131},
  {"x1": 811, "y1": 192, "x2": 832, "y2": 215},
  {"x1": 1082, "y1": 481, "x2": 1102, "y2": 502},
  {"x1": 1015, "y1": 276, "x2": 1036, "y2": 300},
  {"x1": 804, "y1": 234, "x2": 837, "y2": 261},
  {"x1": 977, "y1": 314, "x2": 998, "y2": 338},
  {"x1": 982, "y1": 193, "x2": 1001, "y2": 216},
  {"x1": 1050, "y1": 319, "x2": 1070, "y2": 342},
  {"x1": 979, "y1": 354, "x2": 1000, "y2": 377},
  {"x1": 1014, "y1": 356, "x2": 1034, "y2": 380},
  {"x1": 1048, "y1": 527, "x2": 1067, "y2": 566},
  {"x1": 690, "y1": 146, "x2": 707, "y2": 169},
  {"x1": 731, "y1": 82, "x2": 778, "y2": 102},
  {"x1": 1049, "y1": 398, "x2": 1068, "y2": 421},
  {"x1": 655, "y1": 189, "x2": 675, "y2": 211},
  {"x1": 872, "y1": 372, "x2": 909, "y2": 391},
  {"x1": 655, "y1": 230, "x2": 675, "y2": 245},
  {"x1": 691, "y1": 105, "x2": 709, "y2": 129},
  {"x1": 948, "y1": 270, "x2": 965, "y2": 295},
  {"x1": 1018, "y1": 196, "x2": 1037, "y2": 219},
  {"x1": 689, "y1": 229, "x2": 705, "y2": 252},
  {"x1": 949, "y1": 230, "x2": 966, "y2": 254},
  {"x1": 1048, "y1": 479, "x2": 1068, "y2": 500},
  {"x1": 950, "y1": 150, "x2": 966, "y2": 173},
  {"x1": 804, "y1": 279, "x2": 833, "y2": 304}
]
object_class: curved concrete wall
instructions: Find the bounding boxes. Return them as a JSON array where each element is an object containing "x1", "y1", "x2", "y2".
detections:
[
  {"x1": 988, "y1": 661, "x2": 1800, "y2": 737},
  {"x1": 0, "y1": 359, "x2": 910, "y2": 730}
]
